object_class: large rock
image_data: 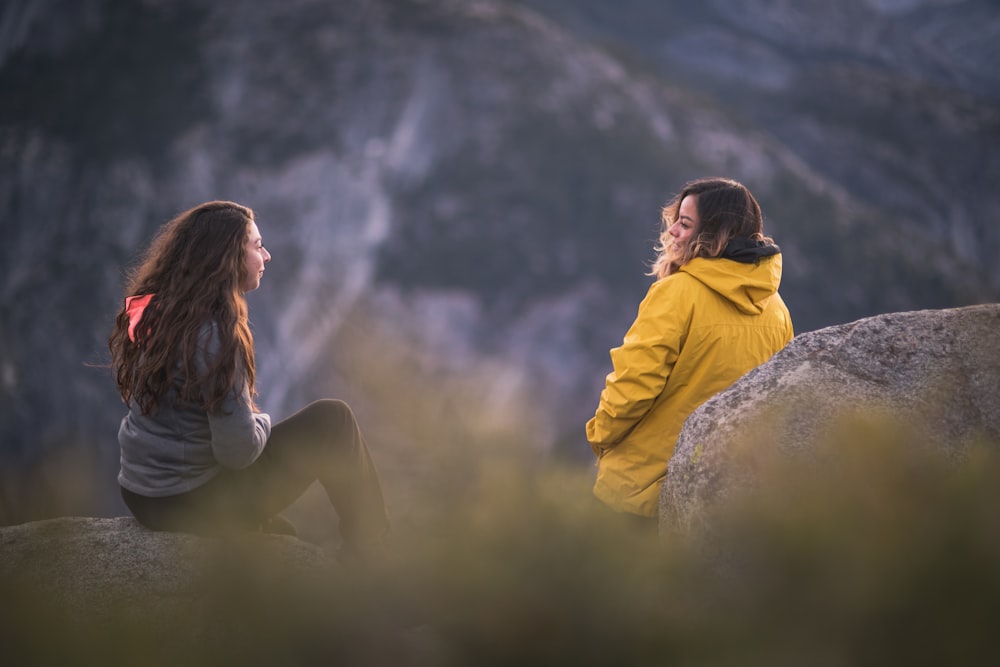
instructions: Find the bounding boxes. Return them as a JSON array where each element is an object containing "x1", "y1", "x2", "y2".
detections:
[
  {"x1": 660, "y1": 304, "x2": 1000, "y2": 534},
  {"x1": 0, "y1": 516, "x2": 357, "y2": 663},
  {"x1": 0, "y1": 516, "x2": 337, "y2": 611}
]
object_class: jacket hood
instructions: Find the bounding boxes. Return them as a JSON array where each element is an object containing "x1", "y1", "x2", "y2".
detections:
[
  {"x1": 125, "y1": 294, "x2": 154, "y2": 342},
  {"x1": 679, "y1": 242, "x2": 783, "y2": 315}
]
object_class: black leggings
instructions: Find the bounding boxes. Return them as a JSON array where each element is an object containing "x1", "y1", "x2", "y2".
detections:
[{"x1": 122, "y1": 399, "x2": 389, "y2": 549}]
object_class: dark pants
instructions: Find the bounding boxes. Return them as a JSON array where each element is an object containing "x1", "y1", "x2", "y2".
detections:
[{"x1": 122, "y1": 399, "x2": 389, "y2": 550}]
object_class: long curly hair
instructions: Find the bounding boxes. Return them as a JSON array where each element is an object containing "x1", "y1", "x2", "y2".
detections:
[
  {"x1": 109, "y1": 201, "x2": 258, "y2": 415},
  {"x1": 649, "y1": 177, "x2": 773, "y2": 279}
]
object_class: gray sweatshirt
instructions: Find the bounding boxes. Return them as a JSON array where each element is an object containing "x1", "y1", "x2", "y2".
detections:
[{"x1": 118, "y1": 321, "x2": 271, "y2": 497}]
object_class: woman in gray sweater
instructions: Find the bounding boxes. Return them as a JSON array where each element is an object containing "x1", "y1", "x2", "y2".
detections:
[{"x1": 109, "y1": 201, "x2": 389, "y2": 559}]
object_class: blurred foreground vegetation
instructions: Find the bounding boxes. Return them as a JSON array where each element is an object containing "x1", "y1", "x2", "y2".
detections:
[{"x1": 4, "y1": 417, "x2": 1000, "y2": 666}]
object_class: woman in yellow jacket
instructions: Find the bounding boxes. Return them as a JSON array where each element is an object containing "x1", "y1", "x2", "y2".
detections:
[{"x1": 586, "y1": 177, "x2": 794, "y2": 518}]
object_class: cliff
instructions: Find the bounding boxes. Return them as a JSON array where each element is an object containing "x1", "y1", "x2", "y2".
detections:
[{"x1": 1, "y1": 0, "x2": 997, "y2": 520}]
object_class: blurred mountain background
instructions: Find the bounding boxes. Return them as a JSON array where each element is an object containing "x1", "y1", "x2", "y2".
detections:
[{"x1": 1, "y1": 0, "x2": 998, "y2": 523}]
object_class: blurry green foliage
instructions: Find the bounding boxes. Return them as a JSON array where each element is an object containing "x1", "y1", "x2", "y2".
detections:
[{"x1": 5, "y1": 413, "x2": 1000, "y2": 666}]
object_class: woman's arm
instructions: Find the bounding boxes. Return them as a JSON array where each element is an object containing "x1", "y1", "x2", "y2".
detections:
[
  {"x1": 198, "y1": 323, "x2": 271, "y2": 469},
  {"x1": 208, "y1": 377, "x2": 270, "y2": 469},
  {"x1": 586, "y1": 279, "x2": 689, "y2": 455}
]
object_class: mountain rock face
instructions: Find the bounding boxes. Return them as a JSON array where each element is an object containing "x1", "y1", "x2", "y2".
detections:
[
  {"x1": 1, "y1": 0, "x2": 997, "y2": 519},
  {"x1": 660, "y1": 303, "x2": 1000, "y2": 534},
  {"x1": 526, "y1": 0, "x2": 1000, "y2": 285}
]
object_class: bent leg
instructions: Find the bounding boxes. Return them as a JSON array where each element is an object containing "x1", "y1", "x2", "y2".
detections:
[
  {"x1": 253, "y1": 399, "x2": 390, "y2": 549},
  {"x1": 122, "y1": 400, "x2": 390, "y2": 546}
]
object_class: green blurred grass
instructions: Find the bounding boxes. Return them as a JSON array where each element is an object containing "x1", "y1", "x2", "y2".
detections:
[{"x1": 5, "y1": 413, "x2": 1000, "y2": 666}]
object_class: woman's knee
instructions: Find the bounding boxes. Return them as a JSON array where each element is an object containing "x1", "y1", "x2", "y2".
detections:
[
  {"x1": 305, "y1": 398, "x2": 360, "y2": 443},
  {"x1": 309, "y1": 398, "x2": 353, "y2": 423}
]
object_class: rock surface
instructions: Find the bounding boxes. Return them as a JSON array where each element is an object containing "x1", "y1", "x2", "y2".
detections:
[
  {"x1": 0, "y1": 516, "x2": 346, "y2": 660},
  {"x1": 660, "y1": 304, "x2": 1000, "y2": 533}
]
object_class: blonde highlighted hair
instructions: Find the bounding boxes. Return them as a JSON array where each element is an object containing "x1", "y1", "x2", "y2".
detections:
[{"x1": 650, "y1": 177, "x2": 773, "y2": 279}]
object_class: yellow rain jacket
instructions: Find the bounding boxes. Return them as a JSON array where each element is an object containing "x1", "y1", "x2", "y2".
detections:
[{"x1": 586, "y1": 251, "x2": 793, "y2": 516}]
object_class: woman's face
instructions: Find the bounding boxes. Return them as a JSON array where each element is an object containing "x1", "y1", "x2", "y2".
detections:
[
  {"x1": 668, "y1": 194, "x2": 699, "y2": 251},
  {"x1": 241, "y1": 221, "x2": 271, "y2": 292}
]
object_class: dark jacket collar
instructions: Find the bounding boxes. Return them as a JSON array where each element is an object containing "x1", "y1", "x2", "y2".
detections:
[{"x1": 721, "y1": 236, "x2": 781, "y2": 264}]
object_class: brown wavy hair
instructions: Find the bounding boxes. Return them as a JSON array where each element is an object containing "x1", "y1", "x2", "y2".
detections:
[
  {"x1": 109, "y1": 201, "x2": 258, "y2": 415},
  {"x1": 650, "y1": 177, "x2": 772, "y2": 279}
]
